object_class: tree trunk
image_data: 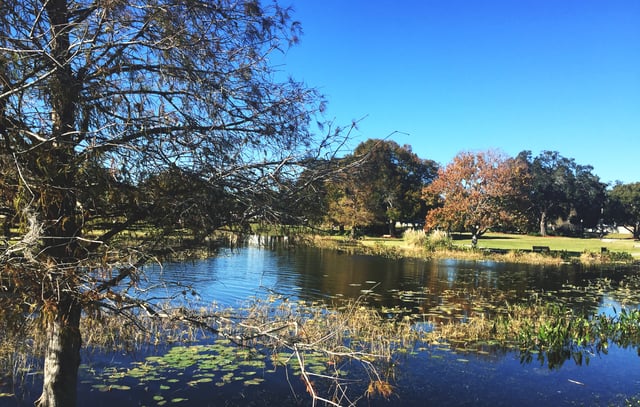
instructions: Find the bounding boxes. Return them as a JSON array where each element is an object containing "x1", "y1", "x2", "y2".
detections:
[
  {"x1": 35, "y1": 297, "x2": 82, "y2": 407},
  {"x1": 539, "y1": 211, "x2": 547, "y2": 236}
]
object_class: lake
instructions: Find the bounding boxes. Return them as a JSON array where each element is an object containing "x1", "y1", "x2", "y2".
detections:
[{"x1": 3, "y1": 244, "x2": 640, "y2": 406}]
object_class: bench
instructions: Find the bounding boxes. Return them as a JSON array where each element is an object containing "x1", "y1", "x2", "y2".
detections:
[
  {"x1": 484, "y1": 248, "x2": 509, "y2": 254},
  {"x1": 532, "y1": 245, "x2": 550, "y2": 253}
]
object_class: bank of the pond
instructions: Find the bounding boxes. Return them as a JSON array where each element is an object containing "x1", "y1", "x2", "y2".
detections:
[{"x1": 302, "y1": 232, "x2": 639, "y2": 266}]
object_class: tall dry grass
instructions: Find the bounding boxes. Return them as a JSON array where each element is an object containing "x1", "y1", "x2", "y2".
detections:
[{"x1": 1, "y1": 293, "x2": 417, "y2": 404}]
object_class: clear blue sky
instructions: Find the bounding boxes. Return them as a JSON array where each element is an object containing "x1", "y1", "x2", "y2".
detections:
[{"x1": 276, "y1": 0, "x2": 640, "y2": 185}]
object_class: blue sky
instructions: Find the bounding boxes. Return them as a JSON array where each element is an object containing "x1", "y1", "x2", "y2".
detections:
[{"x1": 276, "y1": 0, "x2": 640, "y2": 184}]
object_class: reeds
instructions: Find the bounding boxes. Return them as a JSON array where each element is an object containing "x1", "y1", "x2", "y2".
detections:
[
  {"x1": 307, "y1": 233, "x2": 580, "y2": 265},
  {"x1": 422, "y1": 296, "x2": 640, "y2": 369},
  {"x1": 402, "y1": 229, "x2": 428, "y2": 247},
  {"x1": 185, "y1": 294, "x2": 416, "y2": 405},
  {"x1": 0, "y1": 319, "x2": 42, "y2": 393},
  {"x1": 1, "y1": 293, "x2": 417, "y2": 405}
]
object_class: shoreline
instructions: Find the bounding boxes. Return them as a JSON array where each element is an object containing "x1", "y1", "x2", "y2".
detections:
[{"x1": 300, "y1": 234, "x2": 638, "y2": 267}]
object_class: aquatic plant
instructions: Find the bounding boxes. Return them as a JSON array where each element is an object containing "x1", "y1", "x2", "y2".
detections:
[
  {"x1": 402, "y1": 229, "x2": 427, "y2": 248},
  {"x1": 1, "y1": 289, "x2": 416, "y2": 406},
  {"x1": 304, "y1": 230, "x2": 640, "y2": 266},
  {"x1": 0, "y1": 309, "x2": 43, "y2": 398},
  {"x1": 580, "y1": 250, "x2": 635, "y2": 265},
  {"x1": 190, "y1": 295, "x2": 409, "y2": 405},
  {"x1": 75, "y1": 294, "x2": 413, "y2": 406},
  {"x1": 425, "y1": 230, "x2": 452, "y2": 251},
  {"x1": 423, "y1": 284, "x2": 640, "y2": 370}
]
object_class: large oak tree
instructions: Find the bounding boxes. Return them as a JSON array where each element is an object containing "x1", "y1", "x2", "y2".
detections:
[
  {"x1": 605, "y1": 182, "x2": 640, "y2": 239},
  {"x1": 0, "y1": 1, "x2": 343, "y2": 405},
  {"x1": 324, "y1": 139, "x2": 438, "y2": 236},
  {"x1": 517, "y1": 151, "x2": 606, "y2": 236}
]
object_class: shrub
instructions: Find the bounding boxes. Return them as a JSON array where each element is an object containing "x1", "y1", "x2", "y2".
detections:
[
  {"x1": 402, "y1": 229, "x2": 427, "y2": 247},
  {"x1": 580, "y1": 250, "x2": 634, "y2": 264},
  {"x1": 604, "y1": 251, "x2": 635, "y2": 263},
  {"x1": 426, "y1": 230, "x2": 452, "y2": 250}
]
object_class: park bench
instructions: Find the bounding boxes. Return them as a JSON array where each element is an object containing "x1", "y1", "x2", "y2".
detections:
[
  {"x1": 484, "y1": 248, "x2": 509, "y2": 254},
  {"x1": 532, "y1": 245, "x2": 550, "y2": 253}
]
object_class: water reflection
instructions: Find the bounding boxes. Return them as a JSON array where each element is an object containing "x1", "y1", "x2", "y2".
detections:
[
  {"x1": 145, "y1": 246, "x2": 632, "y2": 318},
  {"x1": 140, "y1": 246, "x2": 640, "y2": 366},
  {"x1": 101, "y1": 246, "x2": 640, "y2": 406}
]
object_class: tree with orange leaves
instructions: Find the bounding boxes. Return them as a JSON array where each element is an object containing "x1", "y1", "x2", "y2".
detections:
[{"x1": 423, "y1": 150, "x2": 529, "y2": 243}]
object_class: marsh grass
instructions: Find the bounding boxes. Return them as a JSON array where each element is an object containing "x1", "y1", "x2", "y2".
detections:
[
  {"x1": 424, "y1": 230, "x2": 452, "y2": 250},
  {"x1": 76, "y1": 286, "x2": 640, "y2": 402},
  {"x1": 402, "y1": 229, "x2": 428, "y2": 247},
  {"x1": 309, "y1": 231, "x2": 638, "y2": 265},
  {"x1": 423, "y1": 282, "x2": 640, "y2": 370},
  {"x1": 580, "y1": 249, "x2": 635, "y2": 265},
  {"x1": 194, "y1": 294, "x2": 416, "y2": 404},
  {"x1": 0, "y1": 312, "x2": 44, "y2": 394},
  {"x1": 1, "y1": 293, "x2": 416, "y2": 406},
  {"x1": 423, "y1": 300, "x2": 587, "y2": 368}
]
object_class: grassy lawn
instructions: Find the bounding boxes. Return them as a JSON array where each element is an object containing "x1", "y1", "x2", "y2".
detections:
[
  {"x1": 463, "y1": 232, "x2": 640, "y2": 257},
  {"x1": 358, "y1": 231, "x2": 640, "y2": 260}
]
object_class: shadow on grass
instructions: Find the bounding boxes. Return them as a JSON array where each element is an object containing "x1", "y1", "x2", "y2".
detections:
[{"x1": 450, "y1": 233, "x2": 519, "y2": 241}]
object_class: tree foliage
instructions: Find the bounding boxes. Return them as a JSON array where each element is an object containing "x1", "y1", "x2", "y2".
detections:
[
  {"x1": 0, "y1": 1, "x2": 346, "y2": 405},
  {"x1": 324, "y1": 139, "x2": 438, "y2": 235},
  {"x1": 517, "y1": 151, "x2": 606, "y2": 236},
  {"x1": 571, "y1": 164, "x2": 607, "y2": 229},
  {"x1": 423, "y1": 150, "x2": 529, "y2": 238},
  {"x1": 605, "y1": 182, "x2": 640, "y2": 239}
]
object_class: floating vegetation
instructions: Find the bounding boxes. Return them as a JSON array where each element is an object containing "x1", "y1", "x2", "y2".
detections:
[
  {"x1": 58, "y1": 268, "x2": 640, "y2": 405},
  {"x1": 86, "y1": 340, "x2": 272, "y2": 404},
  {"x1": 417, "y1": 272, "x2": 640, "y2": 369},
  {"x1": 4, "y1": 241, "x2": 640, "y2": 406},
  {"x1": 75, "y1": 293, "x2": 417, "y2": 406}
]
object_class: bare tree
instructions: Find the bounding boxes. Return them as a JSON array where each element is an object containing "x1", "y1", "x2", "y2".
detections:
[{"x1": 0, "y1": 1, "x2": 348, "y2": 405}]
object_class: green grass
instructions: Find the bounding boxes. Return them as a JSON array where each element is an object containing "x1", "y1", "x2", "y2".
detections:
[
  {"x1": 455, "y1": 232, "x2": 640, "y2": 258},
  {"x1": 348, "y1": 231, "x2": 640, "y2": 263}
]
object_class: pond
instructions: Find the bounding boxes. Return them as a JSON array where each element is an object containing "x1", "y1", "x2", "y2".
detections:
[{"x1": 3, "y1": 244, "x2": 640, "y2": 406}]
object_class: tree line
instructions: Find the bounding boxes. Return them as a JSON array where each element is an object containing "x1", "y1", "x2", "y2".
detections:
[
  {"x1": 4, "y1": 137, "x2": 636, "y2": 248},
  {"x1": 312, "y1": 141, "x2": 640, "y2": 241}
]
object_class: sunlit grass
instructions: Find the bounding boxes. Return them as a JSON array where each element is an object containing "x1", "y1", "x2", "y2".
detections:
[
  {"x1": 314, "y1": 230, "x2": 640, "y2": 264},
  {"x1": 461, "y1": 232, "x2": 640, "y2": 257}
]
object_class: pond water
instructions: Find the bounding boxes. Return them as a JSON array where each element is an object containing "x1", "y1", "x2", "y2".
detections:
[
  {"x1": 3, "y1": 244, "x2": 640, "y2": 406},
  {"x1": 144, "y1": 245, "x2": 616, "y2": 309}
]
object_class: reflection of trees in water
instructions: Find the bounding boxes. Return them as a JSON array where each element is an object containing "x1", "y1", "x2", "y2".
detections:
[{"x1": 288, "y1": 249, "x2": 638, "y2": 328}]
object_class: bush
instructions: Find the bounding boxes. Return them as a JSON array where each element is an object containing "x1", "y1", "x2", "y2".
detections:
[
  {"x1": 402, "y1": 229, "x2": 427, "y2": 247},
  {"x1": 580, "y1": 250, "x2": 634, "y2": 264},
  {"x1": 604, "y1": 251, "x2": 635, "y2": 263},
  {"x1": 426, "y1": 230, "x2": 452, "y2": 250}
]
